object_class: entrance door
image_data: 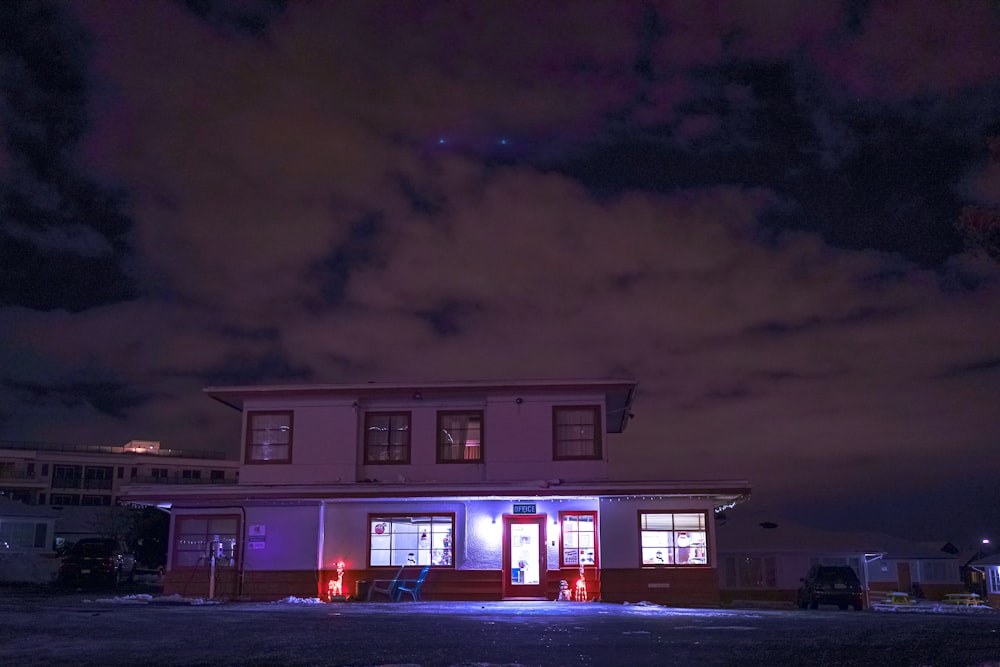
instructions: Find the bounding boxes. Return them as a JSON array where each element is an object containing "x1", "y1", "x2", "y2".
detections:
[
  {"x1": 897, "y1": 562, "x2": 911, "y2": 592},
  {"x1": 502, "y1": 515, "x2": 547, "y2": 599}
]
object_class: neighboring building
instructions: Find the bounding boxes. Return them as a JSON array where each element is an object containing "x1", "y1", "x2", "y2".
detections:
[
  {"x1": 969, "y1": 552, "x2": 1000, "y2": 608},
  {"x1": 0, "y1": 495, "x2": 59, "y2": 583},
  {"x1": 717, "y1": 515, "x2": 968, "y2": 606},
  {"x1": 121, "y1": 379, "x2": 751, "y2": 603},
  {"x1": 0, "y1": 439, "x2": 240, "y2": 546}
]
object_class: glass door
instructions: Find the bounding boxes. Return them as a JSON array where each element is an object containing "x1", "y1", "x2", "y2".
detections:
[{"x1": 502, "y1": 515, "x2": 547, "y2": 599}]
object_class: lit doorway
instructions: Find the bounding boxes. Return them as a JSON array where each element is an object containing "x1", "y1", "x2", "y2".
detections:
[{"x1": 502, "y1": 515, "x2": 547, "y2": 599}]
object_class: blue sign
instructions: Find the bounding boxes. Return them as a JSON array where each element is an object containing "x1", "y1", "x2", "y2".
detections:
[{"x1": 512, "y1": 503, "x2": 537, "y2": 515}]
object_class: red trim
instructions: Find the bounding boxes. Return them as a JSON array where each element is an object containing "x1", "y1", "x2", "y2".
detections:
[
  {"x1": 363, "y1": 411, "x2": 412, "y2": 465},
  {"x1": 435, "y1": 410, "x2": 485, "y2": 463},
  {"x1": 558, "y1": 510, "x2": 599, "y2": 569},
  {"x1": 502, "y1": 514, "x2": 547, "y2": 599},
  {"x1": 365, "y1": 512, "x2": 456, "y2": 569},
  {"x1": 244, "y1": 410, "x2": 293, "y2": 464},
  {"x1": 637, "y1": 509, "x2": 711, "y2": 568},
  {"x1": 552, "y1": 405, "x2": 603, "y2": 460}
]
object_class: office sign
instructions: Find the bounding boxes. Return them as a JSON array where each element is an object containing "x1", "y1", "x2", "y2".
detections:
[{"x1": 512, "y1": 503, "x2": 537, "y2": 515}]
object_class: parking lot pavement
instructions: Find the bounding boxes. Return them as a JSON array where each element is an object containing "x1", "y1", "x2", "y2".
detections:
[{"x1": 1, "y1": 591, "x2": 999, "y2": 666}]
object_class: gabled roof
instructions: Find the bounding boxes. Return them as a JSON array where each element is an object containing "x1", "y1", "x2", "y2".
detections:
[
  {"x1": 204, "y1": 378, "x2": 639, "y2": 432},
  {"x1": 969, "y1": 552, "x2": 1000, "y2": 567}
]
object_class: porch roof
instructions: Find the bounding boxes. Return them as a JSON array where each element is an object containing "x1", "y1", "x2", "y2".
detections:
[
  {"x1": 204, "y1": 378, "x2": 639, "y2": 433},
  {"x1": 120, "y1": 478, "x2": 750, "y2": 510}
]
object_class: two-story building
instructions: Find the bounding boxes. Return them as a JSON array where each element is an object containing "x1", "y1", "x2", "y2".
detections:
[{"x1": 121, "y1": 379, "x2": 750, "y2": 604}]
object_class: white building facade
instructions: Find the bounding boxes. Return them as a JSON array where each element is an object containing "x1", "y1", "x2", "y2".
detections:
[{"x1": 123, "y1": 379, "x2": 749, "y2": 604}]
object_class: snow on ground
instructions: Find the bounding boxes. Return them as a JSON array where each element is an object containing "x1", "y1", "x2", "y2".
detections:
[
  {"x1": 870, "y1": 601, "x2": 993, "y2": 613},
  {"x1": 77, "y1": 593, "x2": 995, "y2": 616}
]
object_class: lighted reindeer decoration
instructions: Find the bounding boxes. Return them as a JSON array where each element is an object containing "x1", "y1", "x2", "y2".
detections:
[
  {"x1": 574, "y1": 562, "x2": 588, "y2": 601},
  {"x1": 327, "y1": 561, "x2": 345, "y2": 601}
]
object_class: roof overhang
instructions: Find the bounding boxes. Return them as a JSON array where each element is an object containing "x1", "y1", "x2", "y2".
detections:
[{"x1": 121, "y1": 479, "x2": 750, "y2": 511}]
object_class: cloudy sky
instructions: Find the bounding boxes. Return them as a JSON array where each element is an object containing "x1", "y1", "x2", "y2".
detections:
[{"x1": 2, "y1": 0, "x2": 999, "y2": 544}]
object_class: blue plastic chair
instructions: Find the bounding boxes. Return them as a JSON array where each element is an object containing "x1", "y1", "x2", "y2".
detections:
[{"x1": 394, "y1": 565, "x2": 430, "y2": 601}]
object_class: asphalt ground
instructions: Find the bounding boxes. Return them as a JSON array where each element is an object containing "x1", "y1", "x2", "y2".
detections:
[{"x1": 0, "y1": 587, "x2": 998, "y2": 667}]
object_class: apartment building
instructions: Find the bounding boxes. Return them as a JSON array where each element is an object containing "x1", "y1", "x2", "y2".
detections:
[{"x1": 0, "y1": 439, "x2": 240, "y2": 545}]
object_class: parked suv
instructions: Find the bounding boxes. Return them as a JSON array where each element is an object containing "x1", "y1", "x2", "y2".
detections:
[
  {"x1": 796, "y1": 565, "x2": 865, "y2": 610},
  {"x1": 58, "y1": 538, "x2": 137, "y2": 588}
]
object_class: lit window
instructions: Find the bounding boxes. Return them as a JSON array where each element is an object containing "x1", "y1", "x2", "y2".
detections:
[
  {"x1": 560, "y1": 512, "x2": 598, "y2": 567},
  {"x1": 639, "y1": 512, "x2": 708, "y2": 566},
  {"x1": 553, "y1": 406, "x2": 602, "y2": 460},
  {"x1": 172, "y1": 515, "x2": 240, "y2": 569},
  {"x1": 368, "y1": 514, "x2": 454, "y2": 567},
  {"x1": 364, "y1": 412, "x2": 411, "y2": 464},
  {"x1": 245, "y1": 411, "x2": 293, "y2": 464},
  {"x1": 437, "y1": 411, "x2": 484, "y2": 463}
]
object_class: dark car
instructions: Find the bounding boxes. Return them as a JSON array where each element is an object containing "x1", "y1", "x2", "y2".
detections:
[
  {"x1": 58, "y1": 538, "x2": 137, "y2": 588},
  {"x1": 796, "y1": 565, "x2": 865, "y2": 610}
]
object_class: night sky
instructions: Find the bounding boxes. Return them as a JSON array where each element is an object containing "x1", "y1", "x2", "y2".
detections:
[{"x1": 2, "y1": 1, "x2": 999, "y2": 545}]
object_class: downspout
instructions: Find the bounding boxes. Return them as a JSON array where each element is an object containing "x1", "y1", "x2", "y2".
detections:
[{"x1": 317, "y1": 501, "x2": 326, "y2": 599}]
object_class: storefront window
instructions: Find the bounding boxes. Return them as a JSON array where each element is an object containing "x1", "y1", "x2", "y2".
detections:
[
  {"x1": 639, "y1": 511, "x2": 708, "y2": 566},
  {"x1": 369, "y1": 514, "x2": 454, "y2": 567},
  {"x1": 172, "y1": 515, "x2": 240, "y2": 569},
  {"x1": 559, "y1": 511, "x2": 598, "y2": 567}
]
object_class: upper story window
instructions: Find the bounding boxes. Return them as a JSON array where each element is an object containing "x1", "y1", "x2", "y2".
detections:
[
  {"x1": 639, "y1": 511, "x2": 709, "y2": 566},
  {"x1": 364, "y1": 412, "x2": 411, "y2": 464},
  {"x1": 245, "y1": 411, "x2": 293, "y2": 464},
  {"x1": 437, "y1": 411, "x2": 484, "y2": 463},
  {"x1": 552, "y1": 406, "x2": 602, "y2": 460}
]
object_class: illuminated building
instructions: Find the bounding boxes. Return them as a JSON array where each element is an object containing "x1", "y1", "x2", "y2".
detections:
[{"x1": 122, "y1": 379, "x2": 750, "y2": 603}]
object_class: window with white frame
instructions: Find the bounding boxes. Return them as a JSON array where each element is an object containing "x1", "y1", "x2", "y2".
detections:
[
  {"x1": 437, "y1": 411, "x2": 484, "y2": 462},
  {"x1": 245, "y1": 411, "x2": 293, "y2": 463},
  {"x1": 920, "y1": 560, "x2": 956, "y2": 582},
  {"x1": 989, "y1": 566, "x2": 1000, "y2": 594},
  {"x1": 364, "y1": 412, "x2": 411, "y2": 464},
  {"x1": 639, "y1": 511, "x2": 708, "y2": 566},
  {"x1": 368, "y1": 514, "x2": 453, "y2": 567},
  {"x1": 560, "y1": 511, "x2": 598, "y2": 567},
  {"x1": 552, "y1": 406, "x2": 602, "y2": 460}
]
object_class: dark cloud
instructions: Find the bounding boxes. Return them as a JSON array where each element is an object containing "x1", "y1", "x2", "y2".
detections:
[
  {"x1": 1, "y1": 1, "x2": 998, "y2": 544},
  {"x1": 4, "y1": 378, "x2": 151, "y2": 421},
  {"x1": 203, "y1": 352, "x2": 312, "y2": 387},
  {"x1": 307, "y1": 212, "x2": 386, "y2": 308},
  {"x1": 175, "y1": 0, "x2": 288, "y2": 37},
  {"x1": 416, "y1": 299, "x2": 485, "y2": 338},
  {"x1": 0, "y1": 0, "x2": 135, "y2": 310}
]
